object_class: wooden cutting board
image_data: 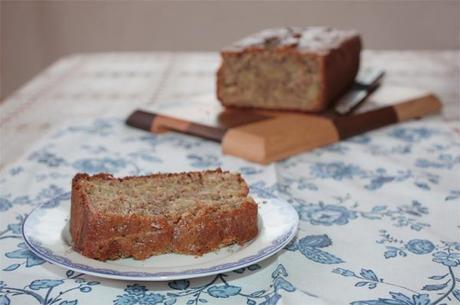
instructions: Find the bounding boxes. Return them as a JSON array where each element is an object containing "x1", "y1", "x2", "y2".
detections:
[{"x1": 126, "y1": 85, "x2": 441, "y2": 164}]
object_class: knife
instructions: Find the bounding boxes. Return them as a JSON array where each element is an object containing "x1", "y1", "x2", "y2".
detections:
[{"x1": 334, "y1": 68, "x2": 385, "y2": 115}]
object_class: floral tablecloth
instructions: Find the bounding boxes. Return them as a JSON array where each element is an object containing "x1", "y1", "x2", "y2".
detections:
[{"x1": 1, "y1": 115, "x2": 459, "y2": 305}]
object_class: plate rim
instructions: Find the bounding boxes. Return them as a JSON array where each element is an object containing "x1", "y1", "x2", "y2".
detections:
[{"x1": 22, "y1": 195, "x2": 299, "y2": 281}]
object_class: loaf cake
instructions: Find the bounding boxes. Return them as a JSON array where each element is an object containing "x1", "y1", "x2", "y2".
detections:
[
  {"x1": 217, "y1": 27, "x2": 361, "y2": 112},
  {"x1": 70, "y1": 169, "x2": 258, "y2": 261}
]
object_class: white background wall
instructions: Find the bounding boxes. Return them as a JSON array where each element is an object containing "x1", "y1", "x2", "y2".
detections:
[{"x1": 2, "y1": 0, "x2": 459, "y2": 100}]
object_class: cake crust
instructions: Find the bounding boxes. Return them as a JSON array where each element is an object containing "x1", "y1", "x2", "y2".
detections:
[
  {"x1": 217, "y1": 27, "x2": 361, "y2": 112},
  {"x1": 70, "y1": 169, "x2": 258, "y2": 261}
]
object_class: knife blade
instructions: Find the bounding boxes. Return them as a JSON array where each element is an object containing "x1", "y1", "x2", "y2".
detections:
[{"x1": 334, "y1": 68, "x2": 385, "y2": 115}]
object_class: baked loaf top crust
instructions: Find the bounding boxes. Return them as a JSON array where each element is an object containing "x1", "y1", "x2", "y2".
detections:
[
  {"x1": 222, "y1": 26, "x2": 360, "y2": 54},
  {"x1": 70, "y1": 169, "x2": 259, "y2": 260}
]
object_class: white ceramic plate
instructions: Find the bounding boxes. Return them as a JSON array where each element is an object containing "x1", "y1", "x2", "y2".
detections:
[{"x1": 22, "y1": 194, "x2": 298, "y2": 281}]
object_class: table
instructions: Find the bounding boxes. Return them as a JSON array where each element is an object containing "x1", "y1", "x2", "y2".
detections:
[
  {"x1": 1, "y1": 51, "x2": 459, "y2": 169},
  {"x1": 1, "y1": 51, "x2": 459, "y2": 305}
]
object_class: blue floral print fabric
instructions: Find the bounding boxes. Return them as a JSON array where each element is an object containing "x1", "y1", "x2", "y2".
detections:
[{"x1": 0, "y1": 118, "x2": 459, "y2": 305}]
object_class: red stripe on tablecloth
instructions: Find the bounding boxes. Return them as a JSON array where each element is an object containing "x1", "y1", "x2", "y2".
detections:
[
  {"x1": 145, "y1": 53, "x2": 175, "y2": 106},
  {"x1": 0, "y1": 57, "x2": 85, "y2": 127}
]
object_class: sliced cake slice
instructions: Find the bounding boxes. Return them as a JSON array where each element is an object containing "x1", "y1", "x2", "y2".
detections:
[{"x1": 70, "y1": 169, "x2": 258, "y2": 261}]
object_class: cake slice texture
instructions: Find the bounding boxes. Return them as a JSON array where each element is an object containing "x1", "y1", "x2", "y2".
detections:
[
  {"x1": 217, "y1": 27, "x2": 361, "y2": 112},
  {"x1": 70, "y1": 169, "x2": 258, "y2": 261}
]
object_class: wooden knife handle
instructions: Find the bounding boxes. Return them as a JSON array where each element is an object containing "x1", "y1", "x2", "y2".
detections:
[
  {"x1": 392, "y1": 94, "x2": 442, "y2": 121},
  {"x1": 333, "y1": 94, "x2": 441, "y2": 139},
  {"x1": 126, "y1": 110, "x2": 226, "y2": 141}
]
